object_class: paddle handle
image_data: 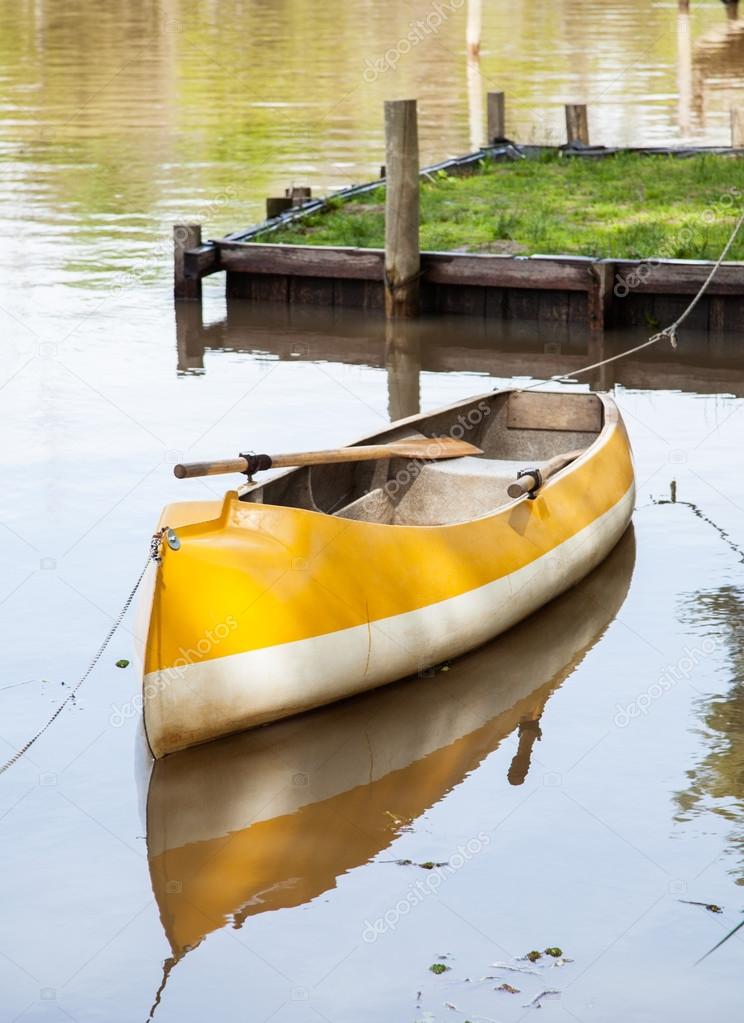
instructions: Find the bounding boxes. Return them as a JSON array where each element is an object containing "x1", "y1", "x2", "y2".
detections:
[
  {"x1": 174, "y1": 437, "x2": 481, "y2": 480},
  {"x1": 174, "y1": 458, "x2": 253, "y2": 479},
  {"x1": 507, "y1": 449, "x2": 584, "y2": 499}
]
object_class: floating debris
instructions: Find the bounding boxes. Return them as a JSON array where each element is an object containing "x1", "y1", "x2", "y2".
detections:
[
  {"x1": 522, "y1": 988, "x2": 561, "y2": 1009},
  {"x1": 385, "y1": 858, "x2": 448, "y2": 869},
  {"x1": 489, "y1": 962, "x2": 539, "y2": 975},
  {"x1": 430, "y1": 963, "x2": 450, "y2": 975},
  {"x1": 543, "y1": 947, "x2": 563, "y2": 958},
  {"x1": 679, "y1": 899, "x2": 723, "y2": 914},
  {"x1": 496, "y1": 982, "x2": 520, "y2": 994},
  {"x1": 550, "y1": 957, "x2": 574, "y2": 968},
  {"x1": 115, "y1": 659, "x2": 130, "y2": 669},
  {"x1": 524, "y1": 950, "x2": 542, "y2": 963}
]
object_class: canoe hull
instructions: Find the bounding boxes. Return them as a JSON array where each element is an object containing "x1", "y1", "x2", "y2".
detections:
[{"x1": 141, "y1": 391, "x2": 634, "y2": 758}]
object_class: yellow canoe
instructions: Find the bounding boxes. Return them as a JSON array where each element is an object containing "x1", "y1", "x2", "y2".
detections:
[
  {"x1": 145, "y1": 529, "x2": 635, "y2": 961},
  {"x1": 139, "y1": 388, "x2": 635, "y2": 758}
]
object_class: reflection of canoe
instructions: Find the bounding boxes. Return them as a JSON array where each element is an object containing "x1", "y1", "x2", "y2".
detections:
[
  {"x1": 146, "y1": 527, "x2": 635, "y2": 961},
  {"x1": 140, "y1": 389, "x2": 635, "y2": 757}
]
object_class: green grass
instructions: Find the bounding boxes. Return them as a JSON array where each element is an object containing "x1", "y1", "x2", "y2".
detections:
[{"x1": 256, "y1": 153, "x2": 744, "y2": 260}]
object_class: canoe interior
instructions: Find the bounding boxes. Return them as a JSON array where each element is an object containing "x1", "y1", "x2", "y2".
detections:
[{"x1": 240, "y1": 390, "x2": 603, "y2": 526}]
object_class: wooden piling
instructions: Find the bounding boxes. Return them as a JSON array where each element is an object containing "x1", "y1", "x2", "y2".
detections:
[
  {"x1": 565, "y1": 104, "x2": 589, "y2": 146},
  {"x1": 587, "y1": 262, "x2": 613, "y2": 334},
  {"x1": 174, "y1": 224, "x2": 202, "y2": 301},
  {"x1": 266, "y1": 197, "x2": 293, "y2": 218},
  {"x1": 731, "y1": 106, "x2": 744, "y2": 147},
  {"x1": 487, "y1": 92, "x2": 506, "y2": 143},
  {"x1": 286, "y1": 186, "x2": 312, "y2": 207},
  {"x1": 384, "y1": 99, "x2": 420, "y2": 319}
]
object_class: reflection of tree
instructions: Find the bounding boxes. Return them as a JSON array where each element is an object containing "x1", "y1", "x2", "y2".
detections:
[{"x1": 675, "y1": 585, "x2": 744, "y2": 885}]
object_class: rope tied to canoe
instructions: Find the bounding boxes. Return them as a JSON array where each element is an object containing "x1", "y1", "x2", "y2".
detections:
[
  {"x1": 523, "y1": 205, "x2": 744, "y2": 389},
  {"x1": 0, "y1": 529, "x2": 168, "y2": 777}
]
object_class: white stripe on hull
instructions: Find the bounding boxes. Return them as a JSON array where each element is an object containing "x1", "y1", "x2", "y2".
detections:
[{"x1": 144, "y1": 483, "x2": 634, "y2": 757}]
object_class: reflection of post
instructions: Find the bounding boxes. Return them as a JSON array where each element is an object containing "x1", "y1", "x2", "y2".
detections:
[
  {"x1": 466, "y1": 0, "x2": 482, "y2": 55},
  {"x1": 467, "y1": 53, "x2": 485, "y2": 151},
  {"x1": 386, "y1": 321, "x2": 421, "y2": 421},
  {"x1": 586, "y1": 328, "x2": 614, "y2": 391},
  {"x1": 175, "y1": 302, "x2": 205, "y2": 374},
  {"x1": 725, "y1": 1, "x2": 739, "y2": 22},
  {"x1": 507, "y1": 718, "x2": 542, "y2": 786},
  {"x1": 677, "y1": 2, "x2": 693, "y2": 135},
  {"x1": 732, "y1": 106, "x2": 744, "y2": 146}
]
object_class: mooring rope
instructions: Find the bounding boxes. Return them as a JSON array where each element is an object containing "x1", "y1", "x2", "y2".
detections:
[
  {"x1": 521, "y1": 206, "x2": 744, "y2": 390},
  {"x1": 0, "y1": 532, "x2": 166, "y2": 777}
]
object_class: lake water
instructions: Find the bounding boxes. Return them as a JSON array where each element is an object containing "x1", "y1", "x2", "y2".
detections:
[{"x1": 1, "y1": 1, "x2": 743, "y2": 1021}]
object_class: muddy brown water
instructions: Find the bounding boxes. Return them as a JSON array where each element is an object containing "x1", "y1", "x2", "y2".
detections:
[{"x1": 1, "y1": 2, "x2": 743, "y2": 1020}]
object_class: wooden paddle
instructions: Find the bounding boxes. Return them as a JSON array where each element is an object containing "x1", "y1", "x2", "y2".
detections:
[
  {"x1": 174, "y1": 437, "x2": 483, "y2": 479},
  {"x1": 506, "y1": 449, "x2": 584, "y2": 499}
]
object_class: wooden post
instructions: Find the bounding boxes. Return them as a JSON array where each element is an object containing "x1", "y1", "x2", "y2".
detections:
[
  {"x1": 731, "y1": 107, "x2": 744, "y2": 147},
  {"x1": 286, "y1": 186, "x2": 312, "y2": 207},
  {"x1": 384, "y1": 99, "x2": 420, "y2": 319},
  {"x1": 174, "y1": 224, "x2": 202, "y2": 301},
  {"x1": 565, "y1": 104, "x2": 589, "y2": 146},
  {"x1": 587, "y1": 261, "x2": 613, "y2": 334},
  {"x1": 266, "y1": 197, "x2": 292, "y2": 218},
  {"x1": 487, "y1": 92, "x2": 506, "y2": 144},
  {"x1": 678, "y1": 0, "x2": 689, "y2": 10}
]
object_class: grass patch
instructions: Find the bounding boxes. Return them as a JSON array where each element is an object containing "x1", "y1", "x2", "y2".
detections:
[{"x1": 256, "y1": 153, "x2": 744, "y2": 260}]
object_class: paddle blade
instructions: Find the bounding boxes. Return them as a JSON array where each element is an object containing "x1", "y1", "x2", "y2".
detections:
[{"x1": 385, "y1": 437, "x2": 483, "y2": 460}]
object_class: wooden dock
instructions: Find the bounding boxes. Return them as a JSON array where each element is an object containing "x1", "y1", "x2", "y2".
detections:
[{"x1": 175, "y1": 98, "x2": 744, "y2": 334}]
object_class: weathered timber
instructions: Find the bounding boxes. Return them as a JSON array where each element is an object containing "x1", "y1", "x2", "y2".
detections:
[
  {"x1": 587, "y1": 262, "x2": 614, "y2": 332},
  {"x1": 286, "y1": 186, "x2": 312, "y2": 206},
  {"x1": 613, "y1": 259, "x2": 744, "y2": 295},
  {"x1": 565, "y1": 104, "x2": 590, "y2": 146},
  {"x1": 174, "y1": 224, "x2": 202, "y2": 301},
  {"x1": 217, "y1": 245, "x2": 593, "y2": 289},
  {"x1": 183, "y1": 243, "x2": 219, "y2": 279},
  {"x1": 266, "y1": 197, "x2": 293, "y2": 218},
  {"x1": 218, "y1": 242, "x2": 385, "y2": 280},
  {"x1": 384, "y1": 99, "x2": 420, "y2": 317},
  {"x1": 487, "y1": 92, "x2": 506, "y2": 143}
]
